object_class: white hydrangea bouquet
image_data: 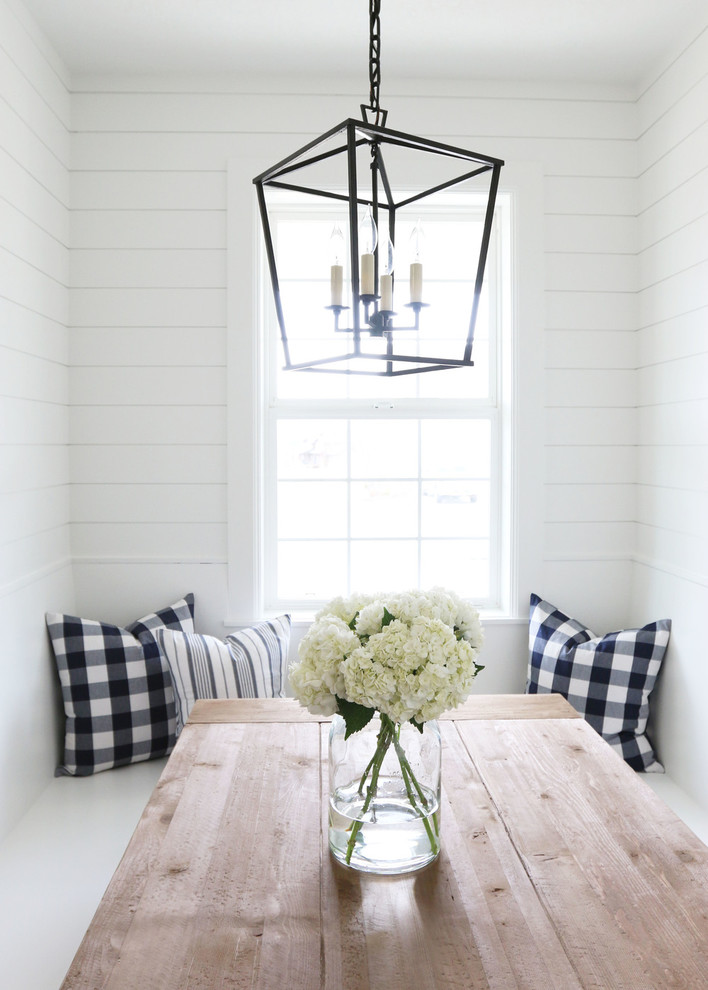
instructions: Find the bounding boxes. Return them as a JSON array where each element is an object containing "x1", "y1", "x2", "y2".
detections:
[{"x1": 290, "y1": 587, "x2": 484, "y2": 869}]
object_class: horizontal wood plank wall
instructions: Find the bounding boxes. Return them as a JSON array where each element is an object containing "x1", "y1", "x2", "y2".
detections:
[
  {"x1": 633, "y1": 19, "x2": 708, "y2": 807},
  {"x1": 69, "y1": 75, "x2": 639, "y2": 633},
  {"x1": 0, "y1": 0, "x2": 74, "y2": 839}
]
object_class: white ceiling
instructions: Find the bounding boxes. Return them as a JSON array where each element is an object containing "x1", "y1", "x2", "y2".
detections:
[{"x1": 20, "y1": 0, "x2": 708, "y2": 86}]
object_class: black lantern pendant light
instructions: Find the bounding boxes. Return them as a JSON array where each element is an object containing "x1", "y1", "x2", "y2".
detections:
[{"x1": 253, "y1": 0, "x2": 504, "y2": 377}]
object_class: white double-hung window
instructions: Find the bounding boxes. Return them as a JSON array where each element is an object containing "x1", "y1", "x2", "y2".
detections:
[{"x1": 258, "y1": 194, "x2": 512, "y2": 613}]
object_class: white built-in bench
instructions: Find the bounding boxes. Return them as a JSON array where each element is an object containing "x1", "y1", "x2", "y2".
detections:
[
  {"x1": 0, "y1": 757, "x2": 167, "y2": 990},
  {"x1": 1, "y1": 719, "x2": 708, "y2": 990},
  {"x1": 641, "y1": 774, "x2": 708, "y2": 846}
]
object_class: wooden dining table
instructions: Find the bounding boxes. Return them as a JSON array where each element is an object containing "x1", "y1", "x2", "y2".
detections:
[{"x1": 60, "y1": 695, "x2": 708, "y2": 989}]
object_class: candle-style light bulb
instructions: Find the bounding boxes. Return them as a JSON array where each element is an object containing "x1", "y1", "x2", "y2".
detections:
[
  {"x1": 329, "y1": 223, "x2": 345, "y2": 306},
  {"x1": 329, "y1": 222, "x2": 345, "y2": 265},
  {"x1": 359, "y1": 206, "x2": 377, "y2": 296},
  {"x1": 409, "y1": 219, "x2": 425, "y2": 303},
  {"x1": 382, "y1": 231, "x2": 394, "y2": 276},
  {"x1": 359, "y1": 206, "x2": 378, "y2": 255},
  {"x1": 380, "y1": 231, "x2": 395, "y2": 312}
]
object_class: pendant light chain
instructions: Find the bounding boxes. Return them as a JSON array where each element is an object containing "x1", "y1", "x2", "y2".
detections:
[
  {"x1": 368, "y1": 0, "x2": 382, "y2": 120},
  {"x1": 362, "y1": 0, "x2": 387, "y2": 126}
]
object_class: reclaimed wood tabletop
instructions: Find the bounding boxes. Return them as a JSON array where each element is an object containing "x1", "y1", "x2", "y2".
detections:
[{"x1": 61, "y1": 695, "x2": 708, "y2": 989}]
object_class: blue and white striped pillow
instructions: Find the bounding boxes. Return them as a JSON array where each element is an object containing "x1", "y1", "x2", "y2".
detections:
[{"x1": 156, "y1": 615, "x2": 291, "y2": 734}]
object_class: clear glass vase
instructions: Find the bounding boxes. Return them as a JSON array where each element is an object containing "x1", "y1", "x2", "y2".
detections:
[{"x1": 328, "y1": 712, "x2": 441, "y2": 874}]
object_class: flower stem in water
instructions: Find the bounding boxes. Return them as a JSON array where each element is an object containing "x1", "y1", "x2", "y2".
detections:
[
  {"x1": 344, "y1": 715, "x2": 438, "y2": 864},
  {"x1": 345, "y1": 720, "x2": 394, "y2": 863}
]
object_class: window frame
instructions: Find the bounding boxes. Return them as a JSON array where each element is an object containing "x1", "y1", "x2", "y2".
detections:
[
  {"x1": 261, "y1": 195, "x2": 509, "y2": 612},
  {"x1": 226, "y1": 155, "x2": 544, "y2": 626}
]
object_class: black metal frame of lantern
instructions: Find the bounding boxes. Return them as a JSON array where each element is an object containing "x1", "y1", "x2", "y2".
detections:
[{"x1": 253, "y1": 3, "x2": 504, "y2": 377}]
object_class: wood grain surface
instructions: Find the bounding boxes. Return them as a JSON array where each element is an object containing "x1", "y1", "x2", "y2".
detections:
[
  {"x1": 61, "y1": 696, "x2": 708, "y2": 989},
  {"x1": 187, "y1": 693, "x2": 580, "y2": 724}
]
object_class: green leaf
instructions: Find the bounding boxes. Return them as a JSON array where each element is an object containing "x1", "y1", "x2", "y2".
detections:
[
  {"x1": 336, "y1": 696, "x2": 376, "y2": 739},
  {"x1": 348, "y1": 611, "x2": 359, "y2": 631},
  {"x1": 381, "y1": 606, "x2": 395, "y2": 627},
  {"x1": 409, "y1": 717, "x2": 425, "y2": 734}
]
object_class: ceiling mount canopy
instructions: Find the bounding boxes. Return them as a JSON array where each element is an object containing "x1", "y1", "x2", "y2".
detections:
[{"x1": 253, "y1": 0, "x2": 504, "y2": 377}]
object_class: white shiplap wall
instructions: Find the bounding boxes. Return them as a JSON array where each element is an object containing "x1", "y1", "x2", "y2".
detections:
[
  {"x1": 0, "y1": 0, "x2": 73, "y2": 839},
  {"x1": 634, "y1": 23, "x2": 708, "y2": 801},
  {"x1": 69, "y1": 75, "x2": 638, "y2": 655},
  {"x1": 68, "y1": 79, "x2": 232, "y2": 634},
  {"x1": 5, "y1": 12, "x2": 707, "y2": 835}
]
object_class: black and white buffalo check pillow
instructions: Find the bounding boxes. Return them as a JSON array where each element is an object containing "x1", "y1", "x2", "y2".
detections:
[
  {"x1": 526, "y1": 594, "x2": 671, "y2": 772},
  {"x1": 156, "y1": 615, "x2": 291, "y2": 734},
  {"x1": 46, "y1": 594, "x2": 195, "y2": 776}
]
